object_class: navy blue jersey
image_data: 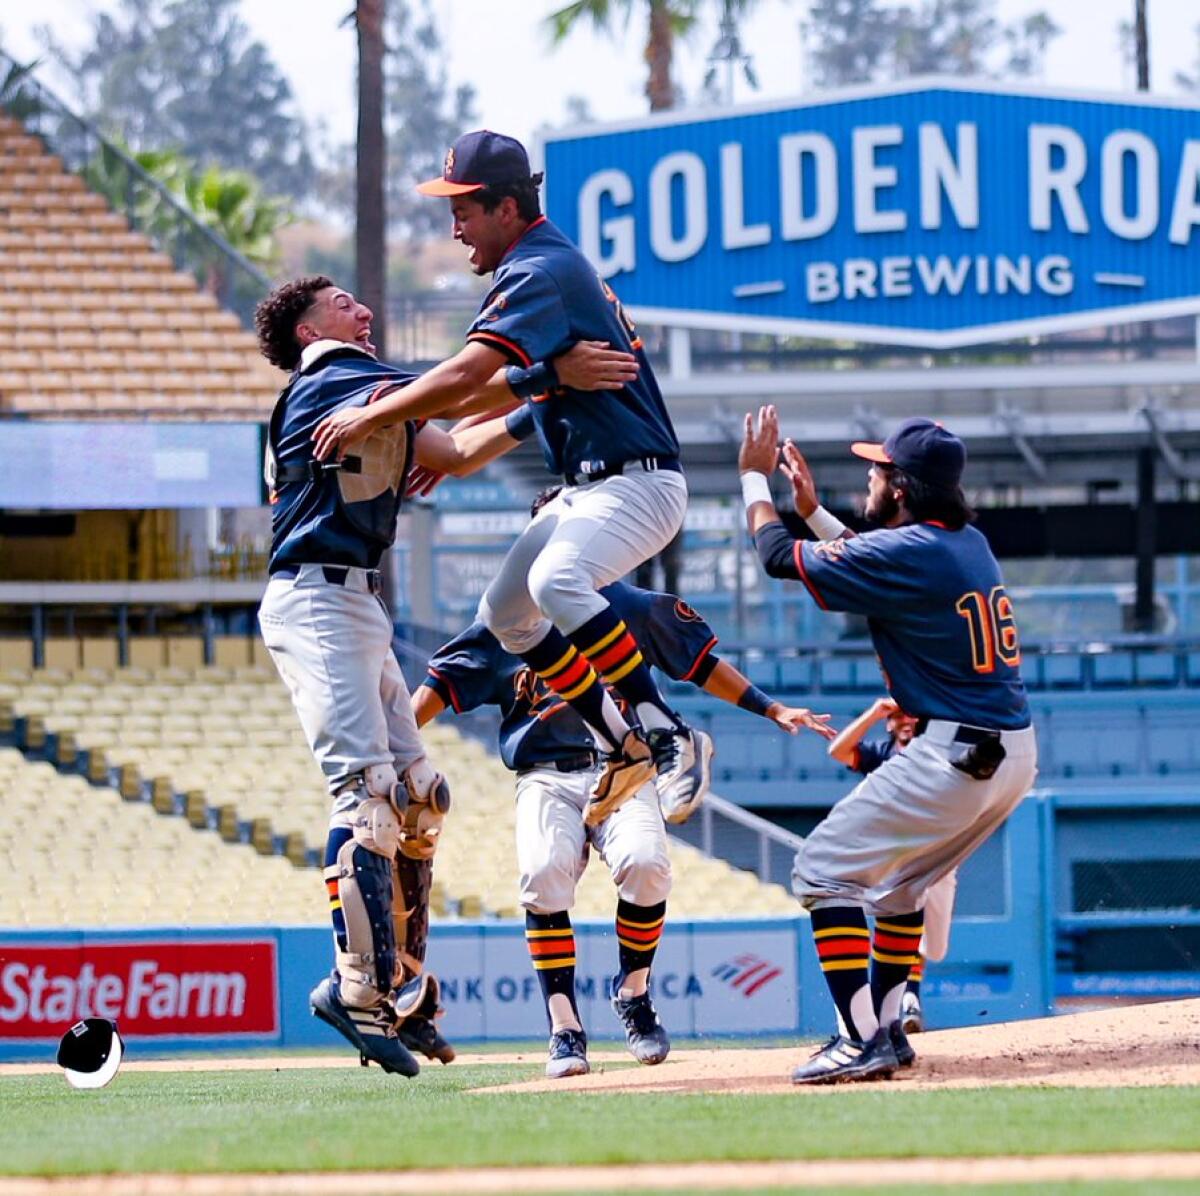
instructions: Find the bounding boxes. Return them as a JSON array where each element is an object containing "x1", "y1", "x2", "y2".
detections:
[
  {"x1": 268, "y1": 344, "x2": 417, "y2": 573},
  {"x1": 756, "y1": 521, "x2": 1030, "y2": 730},
  {"x1": 852, "y1": 738, "x2": 898, "y2": 775},
  {"x1": 423, "y1": 583, "x2": 718, "y2": 771},
  {"x1": 465, "y1": 218, "x2": 679, "y2": 477}
]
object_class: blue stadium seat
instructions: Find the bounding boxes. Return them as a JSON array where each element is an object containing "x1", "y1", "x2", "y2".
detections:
[
  {"x1": 745, "y1": 658, "x2": 778, "y2": 689},
  {"x1": 789, "y1": 732, "x2": 838, "y2": 782},
  {"x1": 1092, "y1": 651, "x2": 1135, "y2": 688},
  {"x1": 1187, "y1": 652, "x2": 1200, "y2": 687},
  {"x1": 819, "y1": 654, "x2": 879, "y2": 692},
  {"x1": 1134, "y1": 651, "x2": 1178, "y2": 687},
  {"x1": 777, "y1": 657, "x2": 815, "y2": 692},
  {"x1": 1051, "y1": 727, "x2": 1099, "y2": 776},
  {"x1": 1042, "y1": 653, "x2": 1085, "y2": 689},
  {"x1": 1146, "y1": 725, "x2": 1197, "y2": 775}
]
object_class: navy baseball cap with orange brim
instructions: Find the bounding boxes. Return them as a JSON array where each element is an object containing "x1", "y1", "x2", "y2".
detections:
[
  {"x1": 417, "y1": 130, "x2": 534, "y2": 197},
  {"x1": 850, "y1": 417, "x2": 966, "y2": 489}
]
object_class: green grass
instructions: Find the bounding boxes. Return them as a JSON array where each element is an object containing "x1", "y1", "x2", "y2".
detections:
[
  {"x1": 1, "y1": 1065, "x2": 1198, "y2": 1176},
  {"x1": 594, "y1": 1188, "x2": 1200, "y2": 1196}
]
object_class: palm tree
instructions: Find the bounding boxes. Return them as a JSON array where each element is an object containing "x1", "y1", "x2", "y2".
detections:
[
  {"x1": 355, "y1": 0, "x2": 388, "y2": 356},
  {"x1": 546, "y1": 0, "x2": 702, "y2": 112}
]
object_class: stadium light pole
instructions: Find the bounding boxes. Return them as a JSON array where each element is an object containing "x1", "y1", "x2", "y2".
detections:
[{"x1": 355, "y1": 0, "x2": 387, "y2": 360}]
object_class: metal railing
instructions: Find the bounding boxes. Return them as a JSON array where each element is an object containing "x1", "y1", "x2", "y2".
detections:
[
  {"x1": 670, "y1": 792, "x2": 804, "y2": 889},
  {"x1": 0, "y1": 48, "x2": 271, "y2": 328}
]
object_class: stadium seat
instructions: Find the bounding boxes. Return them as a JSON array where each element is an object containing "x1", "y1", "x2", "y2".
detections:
[
  {"x1": 1134, "y1": 651, "x2": 1179, "y2": 687},
  {"x1": 777, "y1": 656, "x2": 815, "y2": 692},
  {"x1": 1043, "y1": 653, "x2": 1086, "y2": 689},
  {"x1": 1092, "y1": 651, "x2": 1135, "y2": 688}
]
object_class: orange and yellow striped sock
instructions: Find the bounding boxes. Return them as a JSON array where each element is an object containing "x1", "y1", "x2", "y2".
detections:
[{"x1": 810, "y1": 906, "x2": 873, "y2": 1042}]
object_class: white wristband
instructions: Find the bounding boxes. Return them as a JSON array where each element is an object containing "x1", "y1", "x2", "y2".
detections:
[
  {"x1": 740, "y1": 471, "x2": 774, "y2": 509},
  {"x1": 805, "y1": 505, "x2": 848, "y2": 540}
]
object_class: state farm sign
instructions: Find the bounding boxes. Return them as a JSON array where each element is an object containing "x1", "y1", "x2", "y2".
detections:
[{"x1": 0, "y1": 940, "x2": 278, "y2": 1039}]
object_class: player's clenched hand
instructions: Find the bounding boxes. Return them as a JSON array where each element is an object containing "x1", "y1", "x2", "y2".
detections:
[
  {"x1": 738, "y1": 404, "x2": 781, "y2": 475},
  {"x1": 779, "y1": 440, "x2": 819, "y2": 519},
  {"x1": 554, "y1": 340, "x2": 639, "y2": 390},
  {"x1": 768, "y1": 704, "x2": 836, "y2": 739},
  {"x1": 312, "y1": 404, "x2": 375, "y2": 461}
]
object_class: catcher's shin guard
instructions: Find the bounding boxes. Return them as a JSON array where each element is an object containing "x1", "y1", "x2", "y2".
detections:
[
  {"x1": 392, "y1": 854, "x2": 433, "y2": 984},
  {"x1": 327, "y1": 779, "x2": 403, "y2": 1009}
]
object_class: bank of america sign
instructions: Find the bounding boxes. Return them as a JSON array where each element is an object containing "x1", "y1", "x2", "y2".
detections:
[{"x1": 541, "y1": 80, "x2": 1200, "y2": 348}]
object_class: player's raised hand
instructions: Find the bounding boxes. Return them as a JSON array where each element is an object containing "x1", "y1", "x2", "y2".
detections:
[
  {"x1": 767, "y1": 703, "x2": 836, "y2": 739},
  {"x1": 312, "y1": 404, "x2": 375, "y2": 461},
  {"x1": 738, "y1": 404, "x2": 781, "y2": 475},
  {"x1": 779, "y1": 439, "x2": 819, "y2": 518},
  {"x1": 554, "y1": 340, "x2": 639, "y2": 391}
]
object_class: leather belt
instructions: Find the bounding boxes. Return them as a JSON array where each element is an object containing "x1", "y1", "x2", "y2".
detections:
[
  {"x1": 272, "y1": 564, "x2": 383, "y2": 595},
  {"x1": 563, "y1": 455, "x2": 681, "y2": 487},
  {"x1": 520, "y1": 752, "x2": 599, "y2": 775},
  {"x1": 274, "y1": 455, "x2": 363, "y2": 484}
]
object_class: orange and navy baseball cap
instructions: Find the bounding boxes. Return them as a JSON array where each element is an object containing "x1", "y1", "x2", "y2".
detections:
[
  {"x1": 417, "y1": 130, "x2": 535, "y2": 197},
  {"x1": 850, "y1": 417, "x2": 966, "y2": 489}
]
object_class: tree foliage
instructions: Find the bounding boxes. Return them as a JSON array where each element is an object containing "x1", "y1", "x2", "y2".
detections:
[
  {"x1": 804, "y1": 0, "x2": 1061, "y2": 88},
  {"x1": 42, "y1": 0, "x2": 313, "y2": 201}
]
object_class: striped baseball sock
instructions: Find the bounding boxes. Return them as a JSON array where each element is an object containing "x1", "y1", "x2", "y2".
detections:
[
  {"x1": 614, "y1": 899, "x2": 666, "y2": 998},
  {"x1": 809, "y1": 906, "x2": 876, "y2": 1042},
  {"x1": 569, "y1": 607, "x2": 678, "y2": 733},
  {"x1": 521, "y1": 625, "x2": 630, "y2": 753},
  {"x1": 907, "y1": 954, "x2": 924, "y2": 1001},
  {"x1": 323, "y1": 824, "x2": 353, "y2": 951},
  {"x1": 525, "y1": 911, "x2": 581, "y2": 1032},
  {"x1": 871, "y1": 912, "x2": 925, "y2": 1028}
]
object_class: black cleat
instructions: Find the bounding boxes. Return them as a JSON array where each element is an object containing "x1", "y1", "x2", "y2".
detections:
[
  {"x1": 790, "y1": 1026, "x2": 899, "y2": 1086},
  {"x1": 888, "y1": 1019, "x2": 916, "y2": 1068},
  {"x1": 545, "y1": 1027, "x2": 590, "y2": 1078},
  {"x1": 397, "y1": 1015, "x2": 456, "y2": 1064},
  {"x1": 612, "y1": 988, "x2": 671, "y2": 1065},
  {"x1": 310, "y1": 977, "x2": 420, "y2": 1077}
]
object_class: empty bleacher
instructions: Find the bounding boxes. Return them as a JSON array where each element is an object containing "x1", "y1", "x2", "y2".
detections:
[
  {"x1": 0, "y1": 114, "x2": 284, "y2": 420},
  {"x1": 0, "y1": 664, "x2": 797, "y2": 928}
]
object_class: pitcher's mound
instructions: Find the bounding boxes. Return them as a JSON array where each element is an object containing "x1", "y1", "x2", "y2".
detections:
[{"x1": 482, "y1": 996, "x2": 1200, "y2": 1095}]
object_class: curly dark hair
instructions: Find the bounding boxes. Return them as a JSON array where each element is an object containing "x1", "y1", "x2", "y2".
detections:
[
  {"x1": 477, "y1": 174, "x2": 544, "y2": 223},
  {"x1": 254, "y1": 275, "x2": 334, "y2": 371},
  {"x1": 889, "y1": 466, "x2": 977, "y2": 531}
]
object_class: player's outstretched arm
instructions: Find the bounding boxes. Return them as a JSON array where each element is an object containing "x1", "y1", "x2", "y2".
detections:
[
  {"x1": 698, "y1": 657, "x2": 834, "y2": 739},
  {"x1": 313, "y1": 340, "x2": 639, "y2": 461},
  {"x1": 826, "y1": 697, "x2": 897, "y2": 765},
  {"x1": 411, "y1": 684, "x2": 446, "y2": 730},
  {"x1": 413, "y1": 411, "x2": 525, "y2": 480}
]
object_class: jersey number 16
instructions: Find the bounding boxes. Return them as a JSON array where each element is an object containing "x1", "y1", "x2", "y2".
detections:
[{"x1": 955, "y1": 585, "x2": 1021, "y2": 673}]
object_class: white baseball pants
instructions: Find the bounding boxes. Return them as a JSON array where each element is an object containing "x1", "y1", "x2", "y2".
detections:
[
  {"x1": 258, "y1": 564, "x2": 425, "y2": 815},
  {"x1": 478, "y1": 466, "x2": 687, "y2": 652},
  {"x1": 794, "y1": 721, "x2": 1038, "y2": 917},
  {"x1": 515, "y1": 766, "x2": 672, "y2": 913}
]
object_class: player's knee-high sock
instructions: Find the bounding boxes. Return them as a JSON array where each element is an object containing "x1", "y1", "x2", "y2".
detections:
[
  {"x1": 906, "y1": 954, "x2": 924, "y2": 1000},
  {"x1": 614, "y1": 899, "x2": 666, "y2": 999},
  {"x1": 569, "y1": 606, "x2": 678, "y2": 732},
  {"x1": 525, "y1": 911, "x2": 581, "y2": 1032},
  {"x1": 323, "y1": 824, "x2": 353, "y2": 950},
  {"x1": 521, "y1": 626, "x2": 629, "y2": 753},
  {"x1": 810, "y1": 906, "x2": 876, "y2": 1042},
  {"x1": 871, "y1": 912, "x2": 924, "y2": 1027}
]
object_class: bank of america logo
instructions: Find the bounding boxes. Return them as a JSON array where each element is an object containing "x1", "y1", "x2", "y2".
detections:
[{"x1": 711, "y1": 953, "x2": 782, "y2": 997}]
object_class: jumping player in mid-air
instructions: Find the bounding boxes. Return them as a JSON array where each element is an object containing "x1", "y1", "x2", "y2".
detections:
[
  {"x1": 827, "y1": 697, "x2": 958, "y2": 1034},
  {"x1": 413, "y1": 487, "x2": 833, "y2": 1078},
  {"x1": 739, "y1": 407, "x2": 1038, "y2": 1085},
  {"x1": 309, "y1": 130, "x2": 713, "y2": 830},
  {"x1": 254, "y1": 276, "x2": 639, "y2": 1076}
]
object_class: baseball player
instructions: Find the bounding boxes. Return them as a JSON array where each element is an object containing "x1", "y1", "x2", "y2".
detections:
[
  {"x1": 827, "y1": 697, "x2": 957, "y2": 1034},
  {"x1": 309, "y1": 130, "x2": 713, "y2": 829},
  {"x1": 253, "y1": 276, "x2": 639, "y2": 1075},
  {"x1": 413, "y1": 491, "x2": 832, "y2": 1077},
  {"x1": 739, "y1": 408, "x2": 1038, "y2": 1085}
]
